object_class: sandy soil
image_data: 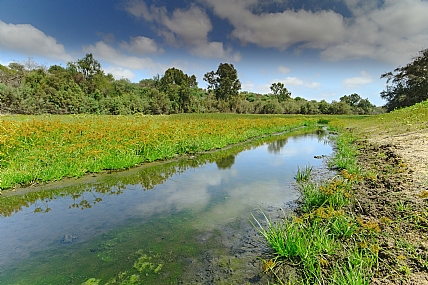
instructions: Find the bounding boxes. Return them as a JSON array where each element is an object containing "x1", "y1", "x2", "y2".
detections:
[{"x1": 371, "y1": 130, "x2": 428, "y2": 187}]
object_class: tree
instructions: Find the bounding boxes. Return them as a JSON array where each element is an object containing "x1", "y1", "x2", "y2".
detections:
[
  {"x1": 270, "y1": 82, "x2": 291, "y2": 102},
  {"x1": 203, "y1": 63, "x2": 241, "y2": 105},
  {"x1": 159, "y1": 67, "x2": 197, "y2": 113},
  {"x1": 329, "y1": 101, "x2": 352, "y2": 115},
  {"x1": 381, "y1": 48, "x2": 428, "y2": 111},
  {"x1": 67, "y1": 53, "x2": 105, "y2": 94},
  {"x1": 340, "y1": 93, "x2": 375, "y2": 114}
]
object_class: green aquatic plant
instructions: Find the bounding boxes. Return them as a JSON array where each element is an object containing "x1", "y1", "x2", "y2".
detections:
[{"x1": 295, "y1": 165, "x2": 313, "y2": 182}]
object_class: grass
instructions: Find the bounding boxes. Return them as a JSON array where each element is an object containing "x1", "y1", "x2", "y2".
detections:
[
  {"x1": 253, "y1": 127, "x2": 377, "y2": 284},
  {"x1": 0, "y1": 113, "x2": 320, "y2": 190},
  {"x1": 295, "y1": 165, "x2": 313, "y2": 182},
  {"x1": 254, "y1": 99, "x2": 428, "y2": 284}
]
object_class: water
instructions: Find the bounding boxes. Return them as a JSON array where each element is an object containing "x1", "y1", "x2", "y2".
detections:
[{"x1": 0, "y1": 131, "x2": 333, "y2": 284}]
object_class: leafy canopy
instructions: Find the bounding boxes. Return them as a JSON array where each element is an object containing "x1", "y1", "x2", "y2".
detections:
[
  {"x1": 203, "y1": 63, "x2": 241, "y2": 101},
  {"x1": 270, "y1": 82, "x2": 291, "y2": 102},
  {"x1": 381, "y1": 48, "x2": 428, "y2": 111}
]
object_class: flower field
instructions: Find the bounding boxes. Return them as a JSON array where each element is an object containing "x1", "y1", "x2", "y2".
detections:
[{"x1": 0, "y1": 113, "x2": 318, "y2": 190}]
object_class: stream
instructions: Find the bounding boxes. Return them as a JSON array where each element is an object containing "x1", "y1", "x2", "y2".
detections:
[{"x1": 0, "y1": 130, "x2": 333, "y2": 284}]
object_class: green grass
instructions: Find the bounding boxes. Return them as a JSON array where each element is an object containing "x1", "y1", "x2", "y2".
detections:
[
  {"x1": 253, "y1": 126, "x2": 379, "y2": 284},
  {"x1": 254, "y1": 100, "x2": 428, "y2": 284},
  {"x1": 0, "y1": 113, "x2": 321, "y2": 190},
  {"x1": 295, "y1": 165, "x2": 313, "y2": 182}
]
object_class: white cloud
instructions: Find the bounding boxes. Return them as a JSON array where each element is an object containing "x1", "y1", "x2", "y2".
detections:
[
  {"x1": 256, "y1": 77, "x2": 304, "y2": 94},
  {"x1": 190, "y1": 42, "x2": 241, "y2": 61},
  {"x1": 124, "y1": 1, "x2": 240, "y2": 61},
  {"x1": 205, "y1": 0, "x2": 345, "y2": 50},
  {"x1": 279, "y1": 77, "x2": 304, "y2": 86},
  {"x1": 321, "y1": 0, "x2": 428, "y2": 64},
  {"x1": 342, "y1": 71, "x2": 373, "y2": 89},
  {"x1": 0, "y1": 20, "x2": 72, "y2": 62},
  {"x1": 120, "y1": 36, "x2": 163, "y2": 54},
  {"x1": 83, "y1": 41, "x2": 166, "y2": 73},
  {"x1": 241, "y1": 81, "x2": 255, "y2": 91},
  {"x1": 278, "y1": 65, "x2": 291, "y2": 74},
  {"x1": 306, "y1": 82, "x2": 321, "y2": 89},
  {"x1": 203, "y1": 0, "x2": 428, "y2": 65},
  {"x1": 104, "y1": 66, "x2": 136, "y2": 80}
]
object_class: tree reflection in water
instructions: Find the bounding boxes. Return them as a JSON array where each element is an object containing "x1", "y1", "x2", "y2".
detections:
[{"x1": 0, "y1": 129, "x2": 329, "y2": 217}]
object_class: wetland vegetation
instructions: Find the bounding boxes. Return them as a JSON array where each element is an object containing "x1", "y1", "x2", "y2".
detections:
[{"x1": 257, "y1": 100, "x2": 428, "y2": 284}]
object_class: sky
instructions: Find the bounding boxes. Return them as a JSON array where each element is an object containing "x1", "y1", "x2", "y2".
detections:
[{"x1": 1, "y1": 0, "x2": 428, "y2": 106}]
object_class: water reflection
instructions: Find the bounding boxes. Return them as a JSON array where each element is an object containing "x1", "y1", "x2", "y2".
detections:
[
  {"x1": 267, "y1": 138, "x2": 289, "y2": 154},
  {"x1": 1, "y1": 131, "x2": 320, "y2": 217},
  {"x1": 216, "y1": 155, "x2": 236, "y2": 169},
  {"x1": 0, "y1": 130, "x2": 334, "y2": 284}
]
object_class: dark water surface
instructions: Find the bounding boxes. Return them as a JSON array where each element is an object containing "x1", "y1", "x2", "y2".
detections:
[{"x1": 0, "y1": 132, "x2": 333, "y2": 284}]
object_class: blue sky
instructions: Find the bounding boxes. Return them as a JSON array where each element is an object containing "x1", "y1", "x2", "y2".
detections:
[{"x1": 1, "y1": 0, "x2": 428, "y2": 106}]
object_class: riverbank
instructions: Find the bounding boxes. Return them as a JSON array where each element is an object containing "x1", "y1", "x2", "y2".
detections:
[
  {"x1": 258, "y1": 101, "x2": 428, "y2": 284},
  {"x1": 0, "y1": 114, "x2": 318, "y2": 191}
]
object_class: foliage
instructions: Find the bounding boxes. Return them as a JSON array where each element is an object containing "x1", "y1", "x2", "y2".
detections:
[
  {"x1": 381, "y1": 48, "x2": 428, "y2": 111},
  {"x1": 295, "y1": 165, "x2": 313, "y2": 182},
  {"x1": 340, "y1": 93, "x2": 375, "y2": 115},
  {"x1": 159, "y1": 67, "x2": 197, "y2": 113},
  {"x1": 203, "y1": 63, "x2": 241, "y2": 110},
  {"x1": 270, "y1": 82, "x2": 291, "y2": 102},
  {"x1": 0, "y1": 55, "x2": 380, "y2": 116}
]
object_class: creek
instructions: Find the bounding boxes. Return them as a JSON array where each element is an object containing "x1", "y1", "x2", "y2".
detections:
[{"x1": 0, "y1": 130, "x2": 333, "y2": 284}]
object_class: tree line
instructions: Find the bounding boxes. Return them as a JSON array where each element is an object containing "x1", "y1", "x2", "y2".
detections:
[{"x1": 0, "y1": 53, "x2": 382, "y2": 115}]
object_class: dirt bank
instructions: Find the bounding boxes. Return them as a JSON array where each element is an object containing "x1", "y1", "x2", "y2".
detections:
[{"x1": 354, "y1": 129, "x2": 428, "y2": 284}]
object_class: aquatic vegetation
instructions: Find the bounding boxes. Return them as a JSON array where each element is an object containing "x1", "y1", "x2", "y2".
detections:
[{"x1": 295, "y1": 165, "x2": 313, "y2": 182}]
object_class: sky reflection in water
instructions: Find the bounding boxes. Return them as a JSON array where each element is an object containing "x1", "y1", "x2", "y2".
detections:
[{"x1": 0, "y1": 132, "x2": 333, "y2": 272}]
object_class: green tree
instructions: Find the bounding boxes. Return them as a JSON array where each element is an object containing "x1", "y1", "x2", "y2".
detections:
[
  {"x1": 160, "y1": 67, "x2": 197, "y2": 113},
  {"x1": 340, "y1": 93, "x2": 375, "y2": 114},
  {"x1": 8, "y1": 62, "x2": 25, "y2": 72},
  {"x1": 203, "y1": 63, "x2": 241, "y2": 110},
  {"x1": 270, "y1": 82, "x2": 291, "y2": 102},
  {"x1": 381, "y1": 48, "x2": 428, "y2": 111},
  {"x1": 329, "y1": 101, "x2": 352, "y2": 115},
  {"x1": 68, "y1": 53, "x2": 105, "y2": 94}
]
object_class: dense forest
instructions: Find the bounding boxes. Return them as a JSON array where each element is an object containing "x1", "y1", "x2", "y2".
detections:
[{"x1": 0, "y1": 54, "x2": 383, "y2": 115}]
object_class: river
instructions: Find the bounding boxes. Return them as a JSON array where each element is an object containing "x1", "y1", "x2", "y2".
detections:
[{"x1": 0, "y1": 130, "x2": 333, "y2": 284}]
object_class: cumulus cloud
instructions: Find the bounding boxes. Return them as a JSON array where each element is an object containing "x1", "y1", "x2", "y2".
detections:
[
  {"x1": 257, "y1": 77, "x2": 304, "y2": 94},
  {"x1": 241, "y1": 81, "x2": 255, "y2": 91},
  {"x1": 83, "y1": 41, "x2": 166, "y2": 72},
  {"x1": 120, "y1": 36, "x2": 163, "y2": 54},
  {"x1": 123, "y1": 1, "x2": 240, "y2": 61},
  {"x1": 104, "y1": 66, "x2": 136, "y2": 80},
  {"x1": 205, "y1": 0, "x2": 345, "y2": 50},
  {"x1": 203, "y1": 0, "x2": 428, "y2": 65},
  {"x1": 279, "y1": 77, "x2": 304, "y2": 86},
  {"x1": 322, "y1": 0, "x2": 428, "y2": 64},
  {"x1": 342, "y1": 71, "x2": 373, "y2": 89},
  {"x1": 278, "y1": 65, "x2": 291, "y2": 74},
  {"x1": 0, "y1": 20, "x2": 72, "y2": 62},
  {"x1": 306, "y1": 82, "x2": 321, "y2": 89}
]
